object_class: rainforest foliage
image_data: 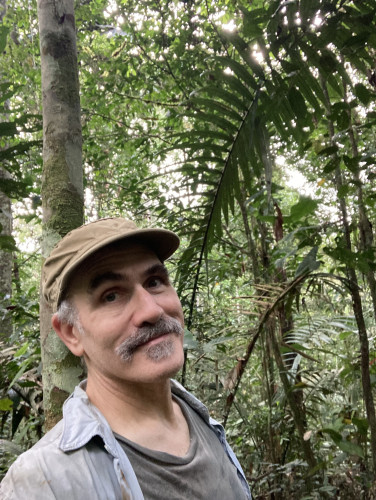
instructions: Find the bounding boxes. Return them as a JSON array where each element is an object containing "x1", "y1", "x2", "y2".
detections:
[{"x1": 1, "y1": 0, "x2": 376, "y2": 497}]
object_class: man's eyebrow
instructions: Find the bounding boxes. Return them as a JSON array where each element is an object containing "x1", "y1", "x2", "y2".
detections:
[
  {"x1": 145, "y1": 263, "x2": 170, "y2": 278},
  {"x1": 88, "y1": 271, "x2": 124, "y2": 294},
  {"x1": 87, "y1": 264, "x2": 169, "y2": 294}
]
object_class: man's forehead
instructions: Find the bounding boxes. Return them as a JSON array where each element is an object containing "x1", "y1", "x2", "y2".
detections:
[
  {"x1": 82, "y1": 241, "x2": 161, "y2": 271},
  {"x1": 67, "y1": 241, "x2": 164, "y2": 293}
]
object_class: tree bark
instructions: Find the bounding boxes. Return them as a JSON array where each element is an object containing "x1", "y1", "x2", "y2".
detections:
[
  {"x1": 0, "y1": 168, "x2": 12, "y2": 340},
  {"x1": 0, "y1": 0, "x2": 13, "y2": 342},
  {"x1": 37, "y1": 0, "x2": 84, "y2": 430}
]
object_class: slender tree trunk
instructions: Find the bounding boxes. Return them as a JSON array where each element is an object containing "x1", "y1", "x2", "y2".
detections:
[
  {"x1": 0, "y1": 168, "x2": 12, "y2": 340},
  {"x1": 238, "y1": 187, "x2": 260, "y2": 281},
  {"x1": 321, "y1": 75, "x2": 376, "y2": 475},
  {"x1": 37, "y1": 0, "x2": 84, "y2": 430},
  {"x1": 261, "y1": 327, "x2": 283, "y2": 500},
  {"x1": 270, "y1": 196, "x2": 315, "y2": 481},
  {"x1": 268, "y1": 321, "x2": 317, "y2": 474},
  {"x1": 343, "y1": 83, "x2": 376, "y2": 321},
  {"x1": 0, "y1": 0, "x2": 13, "y2": 341}
]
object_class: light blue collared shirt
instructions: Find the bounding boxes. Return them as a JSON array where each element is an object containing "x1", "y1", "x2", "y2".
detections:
[{"x1": 1, "y1": 380, "x2": 251, "y2": 500}]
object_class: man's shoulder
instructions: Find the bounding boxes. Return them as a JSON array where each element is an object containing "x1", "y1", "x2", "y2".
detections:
[
  {"x1": 32, "y1": 418, "x2": 65, "y2": 449},
  {"x1": 0, "y1": 421, "x2": 67, "y2": 499},
  {"x1": 5, "y1": 418, "x2": 64, "y2": 466},
  {"x1": 0, "y1": 419, "x2": 119, "y2": 500}
]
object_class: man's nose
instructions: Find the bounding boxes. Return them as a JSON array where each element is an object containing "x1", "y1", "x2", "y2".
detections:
[{"x1": 131, "y1": 286, "x2": 163, "y2": 326}]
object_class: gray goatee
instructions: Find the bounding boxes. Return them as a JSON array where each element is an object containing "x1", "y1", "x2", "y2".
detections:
[{"x1": 115, "y1": 316, "x2": 184, "y2": 363}]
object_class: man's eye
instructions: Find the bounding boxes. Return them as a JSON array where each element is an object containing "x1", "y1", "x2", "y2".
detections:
[
  {"x1": 103, "y1": 291, "x2": 118, "y2": 303},
  {"x1": 149, "y1": 277, "x2": 163, "y2": 288}
]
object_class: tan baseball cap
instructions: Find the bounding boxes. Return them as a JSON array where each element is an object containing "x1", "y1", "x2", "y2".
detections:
[{"x1": 42, "y1": 217, "x2": 180, "y2": 311}]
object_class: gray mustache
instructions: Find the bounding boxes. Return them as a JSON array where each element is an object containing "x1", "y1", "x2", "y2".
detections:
[{"x1": 115, "y1": 316, "x2": 184, "y2": 361}]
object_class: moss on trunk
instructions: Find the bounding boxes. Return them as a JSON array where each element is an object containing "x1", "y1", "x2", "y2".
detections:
[{"x1": 38, "y1": 0, "x2": 84, "y2": 430}]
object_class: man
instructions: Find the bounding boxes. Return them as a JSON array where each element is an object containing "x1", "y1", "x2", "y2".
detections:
[{"x1": 1, "y1": 218, "x2": 251, "y2": 500}]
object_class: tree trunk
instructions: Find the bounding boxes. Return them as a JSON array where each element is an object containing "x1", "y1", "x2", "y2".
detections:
[
  {"x1": 0, "y1": 0, "x2": 13, "y2": 341},
  {"x1": 239, "y1": 187, "x2": 260, "y2": 282},
  {"x1": 0, "y1": 168, "x2": 12, "y2": 340},
  {"x1": 344, "y1": 87, "x2": 376, "y2": 323},
  {"x1": 321, "y1": 75, "x2": 376, "y2": 475},
  {"x1": 268, "y1": 321, "x2": 317, "y2": 474},
  {"x1": 37, "y1": 0, "x2": 84, "y2": 430}
]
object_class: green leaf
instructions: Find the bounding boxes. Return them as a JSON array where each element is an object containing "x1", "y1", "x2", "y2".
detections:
[
  {"x1": 0, "y1": 82, "x2": 17, "y2": 104},
  {"x1": 0, "y1": 234, "x2": 17, "y2": 251},
  {"x1": 290, "y1": 197, "x2": 319, "y2": 221},
  {"x1": 219, "y1": 31, "x2": 264, "y2": 79},
  {"x1": 241, "y1": 7, "x2": 265, "y2": 38},
  {"x1": 14, "y1": 342, "x2": 29, "y2": 358},
  {"x1": 354, "y1": 83, "x2": 373, "y2": 106},
  {"x1": 0, "y1": 398, "x2": 13, "y2": 411},
  {"x1": 0, "y1": 177, "x2": 31, "y2": 198},
  {"x1": 367, "y1": 111, "x2": 376, "y2": 120},
  {"x1": 215, "y1": 56, "x2": 258, "y2": 91},
  {"x1": 0, "y1": 140, "x2": 41, "y2": 163},
  {"x1": 183, "y1": 329, "x2": 198, "y2": 350},
  {"x1": 337, "y1": 439, "x2": 364, "y2": 458},
  {"x1": 295, "y1": 246, "x2": 320, "y2": 277},
  {"x1": 337, "y1": 110, "x2": 350, "y2": 131},
  {"x1": 287, "y1": 86, "x2": 307, "y2": 121},
  {"x1": 189, "y1": 97, "x2": 243, "y2": 122},
  {"x1": 194, "y1": 86, "x2": 247, "y2": 112},
  {"x1": 0, "y1": 26, "x2": 9, "y2": 53},
  {"x1": 338, "y1": 331, "x2": 353, "y2": 340},
  {"x1": 317, "y1": 145, "x2": 339, "y2": 156},
  {"x1": 8, "y1": 362, "x2": 30, "y2": 390},
  {"x1": 0, "y1": 121, "x2": 18, "y2": 138},
  {"x1": 222, "y1": 72, "x2": 254, "y2": 102},
  {"x1": 352, "y1": 417, "x2": 369, "y2": 437},
  {"x1": 183, "y1": 111, "x2": 238, "y2": 133},
  {"x1": 203, "y1": 335, "x2": 233, "y2": 352},
  {"x1": 338, "y1": 185, "x2": 350, "y2": 199},
  {"x1": 295, "y1": 73, "x2": 322, "y2": 114},
  {"x1": 297, "y1": 62, "x2": 327, "y2": 106},
  {"x1": 171, "y1": 130, "x2": 232, "y2": 143},
  {"x1": 323, "y1": 157, "x2": 340, "y2": 174},
  {"x1": 343, "y1": 155, "x2": 359, "y2": 174},
  {"x1": 322, "y1": 427, "x2": 342, "y2": 443}
]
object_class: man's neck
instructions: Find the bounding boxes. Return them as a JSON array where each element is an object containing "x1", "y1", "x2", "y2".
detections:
[
  {"x1": 85, "y1": 372, "x2": 190, "y2": 456},
  {"x1": 86, "y1": 371, "x2": 175, "y2": 424}
]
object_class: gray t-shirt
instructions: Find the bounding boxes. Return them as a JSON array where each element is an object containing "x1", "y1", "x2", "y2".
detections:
[{"x1": 115, "y1": 395, "x2": 246, "y2": 499}]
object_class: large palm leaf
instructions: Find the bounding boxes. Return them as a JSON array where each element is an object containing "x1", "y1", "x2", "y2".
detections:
[{"x1": 168, "y1": 0, "x2": 375, "y2": 327}]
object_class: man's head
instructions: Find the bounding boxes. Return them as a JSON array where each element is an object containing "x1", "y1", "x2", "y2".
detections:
[{"x1": 42, "y1": 218, "x2": 185, "y2": 383}]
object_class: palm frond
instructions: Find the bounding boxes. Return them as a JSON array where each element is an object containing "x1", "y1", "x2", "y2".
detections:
[{"x1": 175, "y1": 83, "x2": 262, "y2": 326}]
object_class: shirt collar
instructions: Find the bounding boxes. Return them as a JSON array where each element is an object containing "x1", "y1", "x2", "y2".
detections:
[{"x1": 59, "y1": 379, "x2": 211, "y2": 453}]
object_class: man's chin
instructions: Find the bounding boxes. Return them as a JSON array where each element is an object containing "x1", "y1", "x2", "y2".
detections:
[{"x1": 144, "y1": 337, "x2": 175, "y2": 361}]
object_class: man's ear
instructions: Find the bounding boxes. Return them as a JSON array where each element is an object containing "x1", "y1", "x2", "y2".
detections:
[{"x1": 52, "y1": 314, "x2": 84, "y2": 357}]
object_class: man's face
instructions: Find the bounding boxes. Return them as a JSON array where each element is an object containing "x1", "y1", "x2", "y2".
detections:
[{"x1": 66, "y1": 242, "x2": 185, "y2": 385}]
